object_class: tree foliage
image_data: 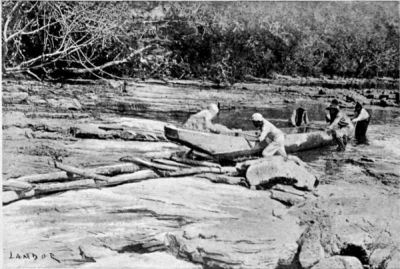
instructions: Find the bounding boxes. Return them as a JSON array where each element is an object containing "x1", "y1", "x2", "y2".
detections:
[{"x1": 2, "y1": 1, "x2": 399, "y2": 81}]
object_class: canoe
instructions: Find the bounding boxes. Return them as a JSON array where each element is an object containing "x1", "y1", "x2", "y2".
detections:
[{"x1": 164, "y1": 125, "x2": 334, "y2": 161}]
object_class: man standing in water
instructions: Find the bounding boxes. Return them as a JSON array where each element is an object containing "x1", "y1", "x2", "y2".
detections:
[
  {"x1": 351, "y1": 102, "x2": 370, "y2": 143},
  {"x1": 184, "y1": 103, "x2": 232, "y2": 134},
  {"x1": 290, "y1": 106, "x2": 310, "y2": 127},
  {"x1": 251, "y1": 113, "x2": 288, "y2": 160},
  {"x1": 325, "y1": 99, "x2": 354, "y2": 151}
]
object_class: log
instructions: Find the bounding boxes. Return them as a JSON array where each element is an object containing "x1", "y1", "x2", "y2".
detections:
[
  {"x1": 195, "y1": 173, "x2": 244, "y2": 185},
  {"x1": 6, "y1": 170, "x2": 158, "y2": 203},
  {"x1": 93, "y1": 163, "x2": 141, "y2": 176},
  {"x1": 35, "y1": 179, "x2": 97, "y2": 194},
  {"x1": 151, "y1": 158, "x2": 191, "y2": 168},
  {"x1": 54, "y1": 161, "x2": 110, "y2": 182},
  {"x1": 3, "y1": 191, "x2": 19, "y2": 204},
  {"x1": 120, "y1": 156, "x2": 179, "y2": 172},
  {"x1": 270, "y1": 190, "x2": 306, "y2": 206},
  {"x1": 103, "y1": 170, "x2": 159, "y2": 186},
  {"x1": 143, "y1": 151, "x2": 173, "y2": 159},
  {"x1": 271, "y1": 184, "x2": 306, "y2": 197},
  {"x1": 3, "y1": 190, "x2": 35, "y2": 204},
  {"x1": 170, "y1": 156, "x2": 221, "y2": 168},
  {"x1": 163, "y1": 166, "x2": 237, "y2": 177},
  {"x1": 12, "y1": 163, "x2": 140, "y2": 183},
  {"x1": 12, "y1": 171, "x2": 74, "y2": 183},
  {"x1": 3, "y1": 180, "x2": 33, "y2": 191}
]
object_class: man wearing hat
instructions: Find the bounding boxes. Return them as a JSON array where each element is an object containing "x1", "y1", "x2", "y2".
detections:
[
  {"x1": 184, "y1": 103, "x2": 232, "y2": 134},
  {"x1": 251, "y1": 113, "x2": 288, "y2": 159},
  {"x1": 325, "y1": 99, "x2": 354, "y2": 151}
]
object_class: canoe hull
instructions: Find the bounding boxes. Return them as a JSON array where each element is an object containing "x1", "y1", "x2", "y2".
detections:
[{"x1": 165, "y1": 125, "x2": 333, "y2": 161}]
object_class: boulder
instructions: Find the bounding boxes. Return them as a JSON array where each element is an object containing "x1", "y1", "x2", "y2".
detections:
[
  {"x1": 311, "y1": 256, "x2": 363, "y2": 269},
  {"x1": 245, "y1": 156, "x2": 318, "y2": 190}
]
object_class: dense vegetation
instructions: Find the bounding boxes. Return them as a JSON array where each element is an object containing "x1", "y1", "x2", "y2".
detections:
[{"x1": 2, "y1": 1, "x2": 399, "y2": 82}]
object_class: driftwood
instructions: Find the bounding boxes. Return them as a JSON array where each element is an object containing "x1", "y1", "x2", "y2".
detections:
[
  {"x1": 54, "y1": 161, "x2": 110, "y2": 182},
  {"x1": 3, "y1": 190, "x2": 35, "y2": 204},
  {"x1": 3, "y1": 180, "x2": 33, "y2": 191},
  {"x1": 143, "y1": 151, "x2": 173, "y2": 159},
  {"x1": 12, "y1": 163, "x2": 140, "y2": 183},
  {"x1": 270, "y1": 190, "x2": 306, "y2": 206},
  {"x1": 103, "y1": 170, "x2": 158, "y2": 186},
  {"x1": 195, "y1": 173, "x2": 244, "y2": 185},
  {"x1": 35, "y1": 179, "x2": 97, "y2": 194},
  {"x1": 151, "y1": 158, "x2": 191, "y2": 168},
  {"x1": 271, "y1": 184, "x2": 306, "y2": 197},
  {"x1": 4, "y1": 169, "x2": 159, "y2": 204},
  {"x1": 162, "y1": 166, "x2": 237, "y2": 177},
  {"x1": 120, "y1": 156, "x2": 179, "y2": 172},
  {"x1": 12, "y1": 171, "x2": 75, "y2": 183},
  {"x1": 170, "y1": 155, "x2": 221, "y2": 168}
]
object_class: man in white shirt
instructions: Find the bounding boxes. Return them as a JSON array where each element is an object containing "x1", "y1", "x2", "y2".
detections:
[
  {"x1": 251, "y1": 113, "x2": 288, "y2": 160},
  {"x1": 352, "y1": 102, "x2": 370, "y2": 143}
]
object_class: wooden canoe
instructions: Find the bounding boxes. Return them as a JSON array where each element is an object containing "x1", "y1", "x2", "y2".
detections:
[{"x1": 164, "y1": 125, "x2": 334, "y2": 161}]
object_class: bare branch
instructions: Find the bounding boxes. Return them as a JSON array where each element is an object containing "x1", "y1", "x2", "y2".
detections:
[
  {"x1": 63, "y1": 45, "x2": 154, "y2": 74},
  {"x1": 3, "y1": 1, "x2": 22, "y2": 41}
]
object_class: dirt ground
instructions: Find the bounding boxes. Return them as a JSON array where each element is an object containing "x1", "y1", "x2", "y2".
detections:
[{"x1": 2, "y1": 79, "x2": 400, "y2": 269}]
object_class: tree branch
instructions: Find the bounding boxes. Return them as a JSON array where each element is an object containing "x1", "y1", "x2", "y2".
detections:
[{"x1": 63, "y1": 45, "x2": 154, "y2": 74}]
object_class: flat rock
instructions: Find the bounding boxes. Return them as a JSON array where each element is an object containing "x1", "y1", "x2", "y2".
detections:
[
  {"x1": 3, "y1": 177, "x2": 303, "y2": 269},
  {"x1": 311, "y1": 255, "x2": 363, "y2": 269},
  {"x1": 245, "y1": 156, "x2": 318, "y2": 190},
  {"x1": 3, "y1": 92, "x2": 29, "y2": 104}
]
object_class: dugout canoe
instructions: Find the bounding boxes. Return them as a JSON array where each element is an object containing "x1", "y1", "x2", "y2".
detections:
[{"x1": 164, "y1": 125, "x2": 334, "y2": 161}]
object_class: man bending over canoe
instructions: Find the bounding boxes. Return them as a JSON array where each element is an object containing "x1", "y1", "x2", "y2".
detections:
[
  {"x1": 325, "y1": 99, "x2": 354, "y2": 151},
  {"x1": 184, "y1": 103, "x2": 233, "y2": 134},
  {"x1": 251, "y1": 113, "x2": 288, "y2": 160}
]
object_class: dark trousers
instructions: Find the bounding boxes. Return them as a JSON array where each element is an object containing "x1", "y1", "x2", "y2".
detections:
[{"x1": 355, "y1": 118, "x2": 370, "y2": 143}]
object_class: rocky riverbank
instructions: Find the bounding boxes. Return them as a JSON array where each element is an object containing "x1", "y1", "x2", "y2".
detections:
[{"x1": 2, "y1": 79, "x2": 400, "y2": 269}]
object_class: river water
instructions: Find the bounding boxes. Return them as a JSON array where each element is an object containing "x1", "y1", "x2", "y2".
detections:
[
  {"x1": 131, "y1": 102, "x2": 400, "y2": 130},
  {"x1": 147, "y1": 102, "x2": 399, "y2": 185}
]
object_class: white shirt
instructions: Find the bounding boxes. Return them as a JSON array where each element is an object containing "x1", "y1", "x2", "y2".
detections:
[
  {"x1": 259, "y1": 119, "x2": 284, "y2": 141},
  {"x1": 353, "y1": 108, "x2": 370, "y2": 122}
]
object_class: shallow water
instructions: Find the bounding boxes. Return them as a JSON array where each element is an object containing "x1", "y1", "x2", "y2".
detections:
[
  {"x1": 121, "y1": 103, "x2": 400, "y2": 131},
  {"x1": 138, "y1": 102, "x2": 399, "y2": 183},
  {"x1": 214, "y1": 103, "x2": 400, "y2": 130}
]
